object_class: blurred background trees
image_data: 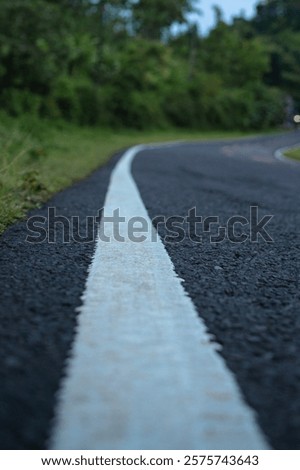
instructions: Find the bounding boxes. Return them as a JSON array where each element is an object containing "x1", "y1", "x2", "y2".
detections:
[{"x1": 0, "y1": 0, "x2": 298, "y2": 130}]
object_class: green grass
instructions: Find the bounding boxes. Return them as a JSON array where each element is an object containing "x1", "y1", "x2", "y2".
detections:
[
  {"x1": 284, "y1": 147, "x2": 300, "y2": 162},
  {"x1": 0, "y1": 112, "x2": 282, "y2": 235}
]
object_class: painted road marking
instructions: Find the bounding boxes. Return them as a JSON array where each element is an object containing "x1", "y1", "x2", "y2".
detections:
[
  {"x1": 274, "y1": 143, "x2": 300, "y2": 164},
  {"x1": 49, "y1": 144, "x2": 269, "y2": 450}
]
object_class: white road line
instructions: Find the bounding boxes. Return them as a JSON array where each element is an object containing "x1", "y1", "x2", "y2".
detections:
[{"x1": 49, "y1": 144, "x2": 269, "y2": 450}]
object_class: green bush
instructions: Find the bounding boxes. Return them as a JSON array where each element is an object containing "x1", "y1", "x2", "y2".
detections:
[
  {"x1": 196, "y1": 83, "x2": 284, "y2": 131},
  {"x1": 247, "y1": 84, "x2": 284, "y2": 129},
  {"x1": 0, "y1": 89, "x2": 42, "y2": 116},
  {"x1": 76, "y1": 83, "x2": 102, "y2": 126},
  {"x1": 52, "y1": 76, "x2": 81, "y2": 122}
]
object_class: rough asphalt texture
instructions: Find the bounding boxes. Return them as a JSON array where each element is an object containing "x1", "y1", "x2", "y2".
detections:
[
  {"x1": 0, "y1": 133, "x2": 300, "y2": 449},
  {"x1": 133, "y1": 132, "x2": 300, "y2": 450},
  {"x1": 0, "y1": 151, "x2": 122, "y2": 449}
]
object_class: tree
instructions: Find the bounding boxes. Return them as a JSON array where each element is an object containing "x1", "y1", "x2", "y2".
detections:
[
  {"x1": 203, "y1": 22, "x2": 270, "y2": 88},
  {"x1": 252, "y1": 0, "x2": 300, "y2": 106},
  {"x1": 132, "y1": 0, "x2": 200, "y2": 40},
  {"x1": 253, "y1": 0, "x2": 300, "y2": 33}
]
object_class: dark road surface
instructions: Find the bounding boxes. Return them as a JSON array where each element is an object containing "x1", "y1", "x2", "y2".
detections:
[{"x1": 0, "y1": 132, "x2": 300, "y2": 449}]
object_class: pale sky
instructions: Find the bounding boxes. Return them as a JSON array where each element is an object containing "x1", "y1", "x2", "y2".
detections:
[{"x1": 196, "y1": 0, "x2": 260, "y2": 33}]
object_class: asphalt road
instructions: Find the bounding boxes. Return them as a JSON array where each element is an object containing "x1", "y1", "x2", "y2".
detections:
[{"x1": 0, "y1": 132, "x2": 300, "y2": 449}]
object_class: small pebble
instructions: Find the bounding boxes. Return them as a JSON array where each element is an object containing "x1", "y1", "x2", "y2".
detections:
[{"x1": 214, "y1": 265, "x2": 223, "y2": 271}]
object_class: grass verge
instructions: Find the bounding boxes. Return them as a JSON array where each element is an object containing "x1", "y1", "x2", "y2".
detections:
[
  {"x1": 284, "y1": 147, "x2": 300, "y2": 162},
  {"x1": 0, "y1": 112, "x2": 282, "y2": 235}
]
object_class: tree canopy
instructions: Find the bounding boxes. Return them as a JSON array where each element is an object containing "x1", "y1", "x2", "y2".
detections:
[{"x1": 0, "y1": 0, "x2": 298, "y2": 129}]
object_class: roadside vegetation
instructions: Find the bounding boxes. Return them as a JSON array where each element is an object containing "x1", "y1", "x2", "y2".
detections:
[
  {"x1": 0, "y1": 0, "x2": 299, "y2": 233},
  {"x1": 284, "y1": 147, "x2": 300, "y2": 162},
  {"x1": 0, "y1": 112, "x2": 274, "y2": 235}
]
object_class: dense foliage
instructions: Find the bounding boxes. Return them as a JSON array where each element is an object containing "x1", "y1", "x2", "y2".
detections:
[{"x1": 0, "y1": 0, "x2": 298, "y2": 130}]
